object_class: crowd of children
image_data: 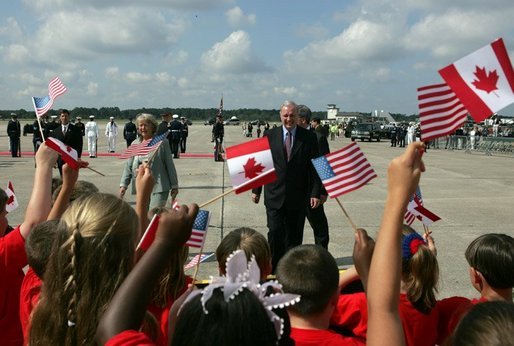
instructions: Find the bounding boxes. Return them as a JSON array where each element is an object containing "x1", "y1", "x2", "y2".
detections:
[{"x1": 1, "y1": 141, "x2": 513, "y2": 346}]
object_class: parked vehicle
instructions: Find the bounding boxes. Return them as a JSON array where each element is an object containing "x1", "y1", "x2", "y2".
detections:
[
  {"x1": 224, "y1": 116, "x2": 240, "y2": 126},
  {"x1": 250, "y1": 120, "x2": 266, "y2": 126},
  {"x1": 204, "y1": 117, "x2": 215, "y2": 126},
  {"x1": 351, "y1": 123, "x2": 381, "y2": 142}
]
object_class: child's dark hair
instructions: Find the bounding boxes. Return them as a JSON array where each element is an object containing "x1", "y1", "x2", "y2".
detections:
[
  {"x1": 0, "y1": 188, "x2": 7, "y2": 212},
  {"x1": 25, "y1": 220, "x2": 60, "y2": 278},
  {"x1": 452, "y1": 301, "x2": 514, "y2": 346},
  {"x1": 52, "y1": 180, "x2": 99, "y2": 203},
  {"x1": 216, "y1": 227, "x2": 271, "y2": 277},
  {"x1": 172, "y1": 288, "x2": 278, "y2": 346},
  {"x1": 401, "y1": 225, "x2": 439, "y2": 314},
  {"x1": 275, "y1": 244, "x2": 338, "y2": 316},
  {"x1": 465, "y1": 233, "x2": 514, "y2": 289}
]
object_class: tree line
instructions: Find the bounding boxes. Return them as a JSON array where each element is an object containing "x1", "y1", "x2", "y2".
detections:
[{"x1": 0, "y1": 107, "x2": 353, "y2": 122}]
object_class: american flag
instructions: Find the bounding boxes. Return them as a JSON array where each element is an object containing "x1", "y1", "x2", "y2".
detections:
[
  {"x1": 311, "y1": 142, "x2": 377, "y2": 198},
  {"x1": 404, "y1": 186, "x2": 423, "y2": 225},
  {"x1": 216, "y1": 96, "x2": 223, "y2": 117},
  {"x1": 119, "y1": 130, "x2": 169, "y2": 159},
  {"x1": 186, "y1": 209, "x2": 210, "y2": 248},
  {"x1": 418, "y1": 83, "x2": 468, "y2": 142},
  {"x1": 184, "y1": 252, "x2": 215, "y2": 270},
  {"x1": 32, "y1": 77, "x2": 67, "y2": 118}
]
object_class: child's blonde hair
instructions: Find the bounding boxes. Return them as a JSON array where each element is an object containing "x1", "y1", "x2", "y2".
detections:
[
  {"x1": 29, "y1": 193, "x2": 138, "y2": 346},
  {"x1": 401, "y1": 225, "x2": 439, "y2": 313}
]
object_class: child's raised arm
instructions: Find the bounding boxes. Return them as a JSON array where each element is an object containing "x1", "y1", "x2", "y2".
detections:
[
  {"x1": 367, "y1": 142, "x2": 425, "y2": 346},
  {"x1": 19, "y1": 143, "x2": 59, "y2": 239},
  {"x1": 96, "y1": 203, "x2": 198, "y2": 345}
]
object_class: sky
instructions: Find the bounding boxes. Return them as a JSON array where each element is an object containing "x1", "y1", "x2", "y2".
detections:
[{"x1": 1, "y1": 0, "x2": 514, "y2": 115}]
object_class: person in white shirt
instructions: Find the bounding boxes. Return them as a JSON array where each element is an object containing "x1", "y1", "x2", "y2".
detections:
[
  {"x1": 85, "y1": 115, "x2": 99, "y2": 158},
  {"x1": 105, "y1": 117, "x2": 119, "y2": 153}
]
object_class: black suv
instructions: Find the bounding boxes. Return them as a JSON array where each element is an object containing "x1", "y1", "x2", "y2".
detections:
[{"x1": 351, "y1": 123, "x2": 381, "y2": 142}]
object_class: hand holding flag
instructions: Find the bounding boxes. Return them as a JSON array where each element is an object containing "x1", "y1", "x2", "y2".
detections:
[{"x1": 45, "y1": 137, "x2": 80, "y2": 170}]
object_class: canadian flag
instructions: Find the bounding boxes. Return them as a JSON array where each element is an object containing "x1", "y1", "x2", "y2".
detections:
[
  {"x1": 407, "y1": 196, "x2": 441, "y2": 227},
  {"x1": 225, "y1": 137, "x2": 277, "y2": 194},
  {"x1": 439, "y1": 38, "x2": 514, "y2": 122},
  {"x1": 45, "y1": 137, "x2": 80, "y2": 170},
  {"x1": 5, "y1": 181, "x2": 19, "y2": 213},
  {"x1": 136, "y1": 214, "x2": 160, "y2": 251}
]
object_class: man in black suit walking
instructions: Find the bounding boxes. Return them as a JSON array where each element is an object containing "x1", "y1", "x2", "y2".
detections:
[
  {"x1": 252, "y1": 100, "x2": 322, "y2": 270},
  {"x1": 297, "y1": 106, "x2": 331, "y2": 249},
  {"x1": 50, "y1": 109, "x2": 83, "y2": 175}
]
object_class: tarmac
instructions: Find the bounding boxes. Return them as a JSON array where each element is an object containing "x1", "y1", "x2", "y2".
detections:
[{"x1": 1, "y1": 119, "x2": 514, "y2": 299}]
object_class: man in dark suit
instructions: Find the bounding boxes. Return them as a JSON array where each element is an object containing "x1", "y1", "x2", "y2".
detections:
[
  {"x1": 50, "y1": 109, "x2": 83, "y2": 176},
  {"x1": 252, "y1": 100, "x2": 322, "y2": 270},
  {"x1": 297, "y1": 106, "x2": 331, "y2": 249},
  {"x1": 7, "y1": 113, "x2": 21, "y2": 157}
]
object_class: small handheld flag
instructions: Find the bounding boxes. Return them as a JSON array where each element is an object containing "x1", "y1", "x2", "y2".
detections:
[
  {"x1": 119, "y1": 130, "x2": 169, "y2": 159},
  {"x1": 5, "y1": 181, "x2": 19, "y2": 213},
  {"x1": 186, "y1": 209, "x2": 210, "y2": 248},
  {"x1": 32, "y1": 77, "x2": 67, "y2": 118},
  {"x1": 225, "y1": 137, "x2": 277, "y2": 194},
  {"x1": 45, "y1": 137, "x2": 80, "y2": 170},
  {"x1": 439, "y1": 38, "x2": 514, "y2": 122},
  {"x1": 311, "y1": 142, "x2": 377, "y2": 198}
]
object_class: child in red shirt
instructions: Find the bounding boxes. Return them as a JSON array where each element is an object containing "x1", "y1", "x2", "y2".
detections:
[
  {"x1": 276, "y1": 245, "x2": 364, "y2": 346},
  {"x1": 437, "y1": 233, "x2": 514, "y2": 343},
  {"x1": 0, "y1": 144, "x2": 59, "y2": 346}
]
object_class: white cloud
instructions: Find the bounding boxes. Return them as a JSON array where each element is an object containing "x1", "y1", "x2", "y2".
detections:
[
  {"x1": 273, "y1": 86, "x2": 298, "y2": 97},
  {"x1": 284, "y1": 19, "x2": 404, "y2": 75},
  {"x1": 2, "y1": 44, "x2": 30, "y2": 64},
  {"x1": 125, "y1": 72, "x2": 154, "y2": 83},
  {"x1": 105, "y1": 66, "x2": 120, "y2": 78},
  {"x1": 225, "y1": 6, "x2": 256, "y2": 27},
  {"x1": 201, "y1": 30, "x2": 271, "y2": 74},
  {"x1": 86, "y1": 82, "x2": 98, "y2": 95},
  {"x1": 164, "y1": 50, "x2": 189, "y2": 66},
  {"x1": 0, "y1": 18, "x2": 24, "y2": 41}
]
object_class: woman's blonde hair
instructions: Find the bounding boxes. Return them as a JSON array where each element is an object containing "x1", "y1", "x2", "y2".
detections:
[
  {"x1": 29, "y1": 193, "x2": 138, "y2": 346},
  {"x1": 136, "y1": 113, "x2": 158, "y2": 135},
  {"x1": 401, "y1": 225, "x2": 439, "y2": 314}
]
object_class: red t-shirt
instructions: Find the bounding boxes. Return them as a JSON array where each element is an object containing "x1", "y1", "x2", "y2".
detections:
[
  {"x1": 399, "y1": 294, "x2": 439, "y2": 346},
  {"x1": 437, "y1": 296, "x2": 488, "y2": 344},
  {"x1": 147, "y1": 276, "x2": 192, "y2": 346},
  {"x1": 19, "y1": 267, "x2": 42, "y2": 343},
  {"x1": 291, "y1": 327, "x2": 365, "y2": 346},
  {"x1": 330, "y1": 292, "x2": 368, "y2": 340},
  {"x1": 105, "y1": 330, "x2": 155, "y2": 346},
  {"x1": 0, "y1": 226, "x2": 27, "y2": 346}
]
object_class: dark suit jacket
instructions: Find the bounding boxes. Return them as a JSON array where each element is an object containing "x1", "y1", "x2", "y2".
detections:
[
  {"x1": 253, "y1": 125, "x2": 321, "y2": 210},
  {"x1": 314, "y1": 126, "x2": 330, "y2": 156},
  {"x1": 50, "y1": 123, "x2": 83, "y2": 157}
]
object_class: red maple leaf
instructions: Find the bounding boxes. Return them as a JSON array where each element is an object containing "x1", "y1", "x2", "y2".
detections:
[
  {"x1": 7, "y1": 195, "x2": 14, "y2": 205},
  {"x1": 242, "y1": 157, "x2": 265, "y2": 179},
  {"x1": 66, "y1": 145, "x2": 73, "y2": 153},
  {"x1": 471, "y1": 66, "x2": 499, "y2": 94}
]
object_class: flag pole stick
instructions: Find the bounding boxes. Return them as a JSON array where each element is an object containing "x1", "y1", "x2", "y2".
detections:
[
  {"x1": 422, "y1": 224, "x2": 431, "y2": 238},
  {"x1": 85, "y1": 166, "x2": 105, "y2": 176},
  {"x1": 192, "y1": 242, "x2": 206, "y2": 285},
  {"x1": 199, "y1": 188, "x2": 235, "y2": 208},
  {"x1": 335, "y1": 197, "x2": 358, "y2": 232}
]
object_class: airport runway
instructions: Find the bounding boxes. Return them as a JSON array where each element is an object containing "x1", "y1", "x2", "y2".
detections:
[{"x1": 1, "y1": 119, "x2": 514, "y2": 298}]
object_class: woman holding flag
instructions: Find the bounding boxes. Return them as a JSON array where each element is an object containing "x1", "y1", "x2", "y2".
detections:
[{"x1": 119, "y1": 113, "x2": 179, "y2": 209}]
